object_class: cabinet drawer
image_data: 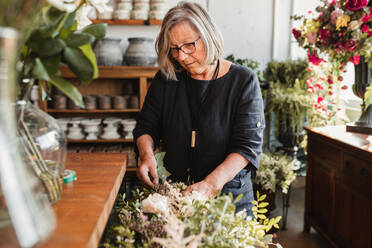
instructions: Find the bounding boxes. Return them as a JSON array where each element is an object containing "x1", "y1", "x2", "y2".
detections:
[
  {"x1": 308, "y1": 139, "x2": 341, "y2": 169},
  {"x1": 342, "y1": 153, "x2": 372, "y2": 195}
]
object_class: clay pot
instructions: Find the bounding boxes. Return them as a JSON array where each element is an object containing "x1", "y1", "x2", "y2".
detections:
[
  {"x1": 124, "y1": 37, "x2": 157, "y2": 66},
  {"x1": 94, "y1": 38, "x2": 123, "y2": 66}
]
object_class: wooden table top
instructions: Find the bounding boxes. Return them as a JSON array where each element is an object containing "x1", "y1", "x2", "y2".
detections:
[{"x1": 0, "y1": 152, "x2": 127, "y2": 248}]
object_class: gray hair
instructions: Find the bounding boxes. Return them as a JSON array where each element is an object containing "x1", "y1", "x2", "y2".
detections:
[{"x1": 155, "y1": 1, "x2": 224, "y2": 80}]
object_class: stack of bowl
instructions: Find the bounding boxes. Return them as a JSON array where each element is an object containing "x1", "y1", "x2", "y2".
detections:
[
  {"x1": 131, "y1": 0, "x2": 150, "y2": 20},
  {"x1": 114, "y1": 0, "x2": 132, "y2": 19},
  {"x1": 149, "y1": 0, "x2": 168, "y2": 20}
]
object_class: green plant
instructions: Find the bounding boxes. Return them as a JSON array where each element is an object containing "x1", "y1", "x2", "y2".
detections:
[
  {"x1": 254, "y1": 152, "x2": 297, "y2": 194},
  {"x1": 225, "y1": 54, "x2": 265, "y2": 83},
  {"x1": 265, "y1": 59, "x2": 318, "y2": 137},
  {"x1": 19, "y1": 4, "x2": 107, "y2": 107}
]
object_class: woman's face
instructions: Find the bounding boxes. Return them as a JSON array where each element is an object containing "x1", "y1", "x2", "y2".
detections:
[{"x1": 169, "y1": 22, "x2": 207, "y2": 76}]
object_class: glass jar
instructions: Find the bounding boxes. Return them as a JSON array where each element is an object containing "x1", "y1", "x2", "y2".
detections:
[
  {"x1": 0, "y1": 26, "x2": 55, "y2": 247},
  {"x1": 16, "y1": 100, "x2": 67, "y2": 204}
]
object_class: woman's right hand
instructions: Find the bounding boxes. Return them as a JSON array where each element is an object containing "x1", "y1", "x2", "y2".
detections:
[{"x1": 137, "y1": 155, "x2": 159, "y2": 188}]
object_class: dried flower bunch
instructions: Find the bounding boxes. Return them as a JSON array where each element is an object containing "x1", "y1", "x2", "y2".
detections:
[{"x1": 292, "y1": 0, "x2": 372, "y2": 107}]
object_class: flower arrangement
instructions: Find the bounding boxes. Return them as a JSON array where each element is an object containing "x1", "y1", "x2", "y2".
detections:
[
  {"x1": 102, "y1": 153, "x2": 283, "y2": 248},
  {"x1": 254, "y1": 152, "x2": 297, "y2": 194},
  {"x1": 292, "y1": 0, "x2": 372, "y2": 107},
  {"x1": 102, "y1": 182, "x2": 283, "y2": 248}
]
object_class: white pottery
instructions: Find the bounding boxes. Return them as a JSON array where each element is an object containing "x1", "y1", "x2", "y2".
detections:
[
  {"x1": 133, "y1": 2, "x2": 150, "y2": 10},
  {"x1": 56, "y1": 118, "x2": 70, "y2": 133},
  {"x1": 134, "y1": 0, "x2": 150, "y2": 3},
  {"x1": 149, "y1": 10, "x2": 166, "y2": 19},
  {"x1": 150, "y1": 2, "x2": 167, "y2": 11},
  {"x1": 98, "y1": 10, "x2": 113, "y2": 20},
  {"x1": 121, "y1": 118, "x2": 136, "y2": 139},
  {"x1": 81, "y1": 119, "x2": 101, "y2": 140},
  {"x1": 100, "y1": 118, "x2": 121, "y2": 139},
  {"x1": 113, "y1": 9, "x2": 131, "y2": 19},
  {"x1": 130, "y1": 9, "x2": 148, "y2": 20},
  {"x1": 67, "y1": 126, "x2": 85, "y2": 140},
  {"x1": 124, "y1": 37, "x2": 157, "y2": 66},
  {"x1": 117, "y1": 2, "x2": 133, "y2": 10},
  {"x1": 94, "y1": 38, "x2": 123, "y2": 66}
]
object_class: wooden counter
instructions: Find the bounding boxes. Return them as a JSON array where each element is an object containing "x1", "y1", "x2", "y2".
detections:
[{"x1": 0, "y1": 152, "x2": 127, "y2": 248}]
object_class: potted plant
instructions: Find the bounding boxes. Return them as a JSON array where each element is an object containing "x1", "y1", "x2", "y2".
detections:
[
  {"x1": 265, "y1": 59, "x2": 316, "y2": 161},
  {"x1": 253, "y1": 151, "x2": 296, "y2": 214}
]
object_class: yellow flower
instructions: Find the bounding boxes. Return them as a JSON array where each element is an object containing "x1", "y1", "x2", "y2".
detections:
[{"x1": 336, "y1": 14, "x2": 350, "y2": 30}]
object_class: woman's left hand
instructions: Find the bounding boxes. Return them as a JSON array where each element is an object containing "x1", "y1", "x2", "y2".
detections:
[{"x1": 183, "y1": 180, "x2": 218, "y2": 199}]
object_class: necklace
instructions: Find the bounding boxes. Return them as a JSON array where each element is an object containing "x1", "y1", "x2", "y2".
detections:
[{"x1": 186, "y1": 59, "x2": 220, "y2": 148}]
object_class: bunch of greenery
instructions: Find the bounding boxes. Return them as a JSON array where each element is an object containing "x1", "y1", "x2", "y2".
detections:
[
  {"x1": 19, "y1": 5, "x2": 107, "y2": 107},
  {"x1": 225, "y1": 54, "x2": 265, "y2": 83},
  {"x1": 102, "y1": 153, "x2": 283, "y2": 248},
  {"x1": 254, "y1": 152, "x2": 297, "y2": 194},
  {"x1": 264, "y1": 59, "x2": 325, "y2": 137}
]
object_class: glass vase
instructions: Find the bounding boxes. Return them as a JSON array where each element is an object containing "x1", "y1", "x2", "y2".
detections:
[
  {"x1": 0, "y1": 26, "x2": 56, "y2": 247},
  {"x1": 16, "y1": 100, "x2": 67, "y2": 204}
]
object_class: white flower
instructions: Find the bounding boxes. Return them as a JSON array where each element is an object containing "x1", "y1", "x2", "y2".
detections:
[
  {"x1": 141, "y1": 193, "x2": 169, "y2": 215},
  {"x1": 76, "y1": 4, "x2": 93, "y2": 29},
  {"x1": 47, "y1": 0, "x2": 81, "y2": 12}
]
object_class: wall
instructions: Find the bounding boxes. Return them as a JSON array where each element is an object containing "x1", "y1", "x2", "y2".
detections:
[{"x1": 106, "y1": 0, "x2": 313, "y2": 70}]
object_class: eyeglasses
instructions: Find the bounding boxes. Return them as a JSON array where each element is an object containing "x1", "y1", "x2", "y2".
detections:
[{"x1": 170, "y1": 36, "x2": 201, "y2": 57}]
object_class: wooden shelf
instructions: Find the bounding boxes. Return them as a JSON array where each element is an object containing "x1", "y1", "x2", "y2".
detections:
[
  {"x1": 91, "y1": 19, "x2": 162, "y2": 25},
  {"x1": 60, "y1": 66, "x2": 158, "y2": 79},
  {"x1": 68, "y1": 138, "x2": 134, "y2": 143},
  {"x1": 47, "y1": 108, "x2": 140, "y2": 113}
]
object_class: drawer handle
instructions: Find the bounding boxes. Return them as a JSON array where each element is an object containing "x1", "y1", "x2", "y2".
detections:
[
  {"x1": 360, "y1": 168, "x2": 368, "y2": 178},
  {"x1": 345, "y1": 161, "x2": 352, "y2": 170}
]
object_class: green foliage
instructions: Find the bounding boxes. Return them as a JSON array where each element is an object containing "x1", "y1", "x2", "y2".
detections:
[
  {"x1": 19, "y1": 6, "x2": 107, "y2": 107},
  {"x1": 265, "y1": 59, "x2": 315, "y2": 137},
  {"x1": 254, "y1": 152, "x2": 297, "y2": 194},
  {"x1": 102, "y1": 182, "x2": 282, "y2": 248},
  {"x1": 264, "y1": 58, "x2": 310, "y2": 88},
  {"x1": 252, "y1": 192, "x2": 281, "y2": 232},
  {"x1": 225, "y1": 54, "x2": 265, "y2": 83},
  {"x1": 155, "y1": 152, "x2": 171, "y2": 181}
]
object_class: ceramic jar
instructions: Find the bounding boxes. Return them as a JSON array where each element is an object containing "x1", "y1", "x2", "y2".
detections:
[
  {"x1": 113, "y1": 95, "x2": 128, "y2": 109},
  {"x1": 98, "y1": 95, "x2": 112, "y2": 109},
  {"x1": 101, "y1": 118, "x2": 121, "y2": 139},
  {"x1": 94, "y1": 38, "x2": 123, "y2": 66},
  {"x1": 121, "y1": 118, "x2": 136, "y2": 139},
  {"x1": 84, "y1": 95, "x2": 97, "y2": 110},
  {"x1": 68, "y1": 98, "x2": 80, "y2": 110},
  {"x1": 52, "y1": 95, "x2": 67, "y2": 109},
  {"x1": 81, "y1": 119, "x2": 101, "y2": 140},
  {"x1": 124, "y1": 37, "x2": 157, "y2": 66}
]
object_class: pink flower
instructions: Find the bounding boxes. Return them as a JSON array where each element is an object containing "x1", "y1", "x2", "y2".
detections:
[
  {"x1": 361, "y1": 24, "x2": 369, "y2": 32},
  {"x1": 362, "y1": 14, "x2": 370, "y2": 23},
  {"x1": 349, "y1": 54, "x2": 360, "y2": 65},
  {"x1": 345, "y1": 0, "x2": 368, "y2": 11},
  {"x1": 317, "y1": 96, "x2": 324, "y2": 103},
  {"x1": 369, "y1": 30, "x2": 372, "y2": 36},
  {"x1": 329, "y1": 0, "x2": 336, "y2": 5},
  {"x1": 328, "y1": 76, "x2": 334, "y2": 85},
  {"x1": 331, "y1": 9, "x2": 343, "y2": 24},
  {"x1": 341, "y1": 85, "x2": 348, "y2": 90},
  {"x1": 345, "y1": 39, "x2": 358, "y2": 51},
  {"x1": 292, "y1": 28, "x2": 301, "y2": 39},
  {"x1": 307, "y1": 51, "x2": 324, "y2": 65},
  {"x1": 319, "y1": 28, "x2": 331, "y2": 40},
  {"x1": 306, "y1": 32, "x2": 317, "y2": 44},
  {"x1": 334, "y1": 42, "x2": 345, "y2": 52},
  {"x1": 316, "y1": 83, "x2": 324, "y2": 90}
]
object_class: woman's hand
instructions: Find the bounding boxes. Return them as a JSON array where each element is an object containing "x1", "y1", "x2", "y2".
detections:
[
  {"x1": 183, "y1": 180, "x2": 218, "y2": 199},
  {"x1": 137, "y1": 155, "x2": 159, "y2": 188}
]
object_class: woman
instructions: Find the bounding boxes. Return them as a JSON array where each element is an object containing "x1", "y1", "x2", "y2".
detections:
[{"x1": 133, "y1": 2, "x2": 264, "y2": 215}]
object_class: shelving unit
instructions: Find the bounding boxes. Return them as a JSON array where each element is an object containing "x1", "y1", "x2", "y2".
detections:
[
  {"x1": 91, "y1": 19, "x2": 162, "y2": 25},
  {"x1": 41, "y1": 66, "x2": 158, "y2": 147}
]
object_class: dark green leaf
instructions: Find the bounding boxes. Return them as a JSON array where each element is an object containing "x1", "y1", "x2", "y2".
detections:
[
  {"x1": 46, "y1": 7, "x2": 65, "y2": 26},
  {"x1": 79, "y1": 43, "x2": 98, "y2": 79},
  {"x1": 62, "y1": 11, "x2": 76, "y2": 29},
  {"x1": 66, "y1": 33, "x2": 95, "y2": 47},
  {"x1": 81, "y1": 23, "x2": 107, "y2": 39},
  {"x1": 49, "y1": 75, "x2": 84, "y2": 108},
  {"x1": 41, "y1": 55, "x2": 61, "y2": 76},
  {"x1": 27, "y1": 37, "x2": 66, "y2": 57},
  {"x1": 32, "y1": 58, "x2": 50, "y2": 81},
  {"x1": 63, "y1": 47, "x2": 94, "y2": 82}
]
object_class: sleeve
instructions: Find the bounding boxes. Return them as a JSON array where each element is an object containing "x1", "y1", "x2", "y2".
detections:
[
  {"x1": 227, "y1": 70, "x2": 265, "y2": 170},
  {"x1": 133, "y1": 71, "x2": 164, "y2": 158}
]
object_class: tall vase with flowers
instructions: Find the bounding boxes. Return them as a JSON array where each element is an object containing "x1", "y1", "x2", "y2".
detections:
[{"x1": 292, "y1": 0, "x2": 372, "y2": 133}]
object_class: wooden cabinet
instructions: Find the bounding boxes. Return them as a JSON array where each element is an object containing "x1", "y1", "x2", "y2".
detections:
[{"x1": 304, "y1": 126, "x2": 372, "y2": 248}]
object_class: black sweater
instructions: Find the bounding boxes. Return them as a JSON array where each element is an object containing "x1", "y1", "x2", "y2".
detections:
[{"x1": 133, "y1": 63, "x2": 265, "y2": 183}]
